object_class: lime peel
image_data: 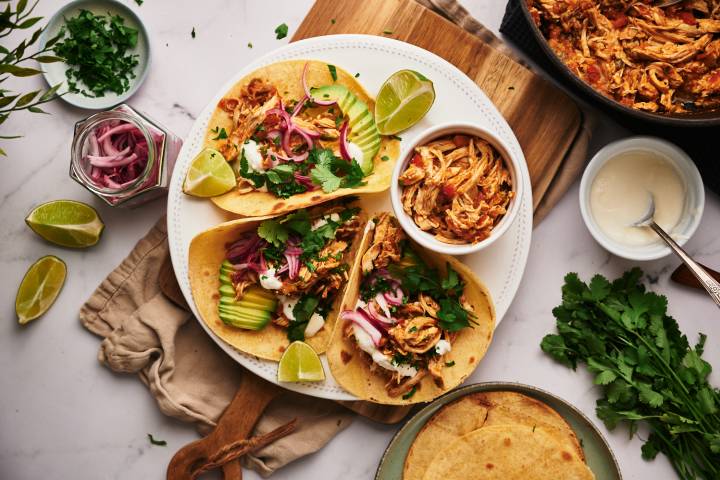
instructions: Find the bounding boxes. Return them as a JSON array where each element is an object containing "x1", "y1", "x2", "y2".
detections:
[{"x1": 25, "y1": 200, "x2": 104, "y2": 248}]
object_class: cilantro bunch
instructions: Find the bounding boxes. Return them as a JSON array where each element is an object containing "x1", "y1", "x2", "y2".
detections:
[
  {"x1": 542, "y1": 269, "x2": 720, "y2": 480},
  {"x1": 240, "y1": 145, "x2": 366, "y2": 198},
  {"x1": 54, "y1": 10, "x2": 139, "y2": 97}
]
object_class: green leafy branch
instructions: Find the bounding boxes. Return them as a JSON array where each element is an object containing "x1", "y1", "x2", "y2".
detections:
[{"x1": 0, "y1": 0, "x2": 64, "y2": 155}]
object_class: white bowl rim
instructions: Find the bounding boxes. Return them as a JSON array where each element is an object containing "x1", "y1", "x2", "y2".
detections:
[
  {"x1": 578, "y1": 135, "x2": 705, "y2": 261},
  {"x1": 390, "y1": 121, "x2": 524, "y2": 256}
]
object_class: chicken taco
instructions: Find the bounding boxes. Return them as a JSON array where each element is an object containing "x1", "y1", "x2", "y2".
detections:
[
  {"x1": 188, "y1": 199, "x2": 366, "y2": 360},
  {"x1": 204, "y1": 60, "x2": 400, "y2": 217},
  {"x1": 326, "y1": 213, "x2": 495, "y2": 404}
]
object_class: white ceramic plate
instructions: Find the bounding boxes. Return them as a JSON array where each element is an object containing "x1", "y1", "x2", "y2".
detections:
[
  {"x1": 38, "y1": 0, "x2": 150, "y2": 110},
  {"x1": 167, "y1": 34, "x2": 533, "y2": 401}
]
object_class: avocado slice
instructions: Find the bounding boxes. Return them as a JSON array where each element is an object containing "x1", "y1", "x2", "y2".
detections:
[
  {"x1": 311, "y1": 85, "x2": 381, "y2": 175},
  {"x1": 217, "y1": 261, "x2": 278, "y2": 330}
]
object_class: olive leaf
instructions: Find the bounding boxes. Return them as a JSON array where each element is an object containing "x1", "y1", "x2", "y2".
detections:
[{"x1": 0, "y1": 0, "x2": 64, "y2": 156}]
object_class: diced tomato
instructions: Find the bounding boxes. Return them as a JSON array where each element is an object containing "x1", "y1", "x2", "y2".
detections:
[
  {"x1": 677, "y1": 11, "x2": 697, "y2": 25},
  {"x1": 586, "y1": 64, "x2": 601, "y2": 84},
  {"x1": 411, "y1": 153, "x2": 423, "y2": 167},
  {"x1": 442, "y1": 184, "x2": 456, "y2": 198},
  {"x1": 452, "y1": 135, "x2": 470, "y2": 147},
  {"x1": 611, "y1": 13, "x2": 628, "y2": 29},
  {"x1": 710, "y1": 70, "x2": 720, "y2": 85}
]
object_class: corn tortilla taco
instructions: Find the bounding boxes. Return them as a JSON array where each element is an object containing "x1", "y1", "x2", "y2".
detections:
[
  {"x1": 204, "y1": 60, "x2": 400, "y2": 217},
  {"x1": 403, "y1": 391, "x2": 586, "y2": 480},
  {"x1": 188, "y1": 199, "x2": 367, "y2": 360},
  {"x1": 326, "y1": 213, "x2": 495, "y2": 404},
  {"x1": 422, "y1": 424, "x2": 594, "y2": 480}
]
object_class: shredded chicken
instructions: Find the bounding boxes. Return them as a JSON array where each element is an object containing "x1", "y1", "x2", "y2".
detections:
[
  {"x1": 399, "y1": 135, "x2": 513, "y2": 244},
  {"x1": 530, "y1": 0, "x2": 720, "y2": 113},
  {"x1": 360, "y1": 213, "x2": 405, "y2": 273}
]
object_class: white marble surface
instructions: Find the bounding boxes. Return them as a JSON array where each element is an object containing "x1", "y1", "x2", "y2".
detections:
[{"x1": 0, "y1": 1, "x2": 718, "y2": 479}]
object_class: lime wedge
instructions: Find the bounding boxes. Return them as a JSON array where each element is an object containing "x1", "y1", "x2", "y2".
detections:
[
  {"x1": 183, "y1": 148, "x2": 237, "y2": 197},
  {"x1": 375, "y1": 70, "x2": 435, "y2": 135},
  {"x1": 15, "y1": 255, "x2": 67, "y2": 325},
  {"x1": 278, "y1": 341, "x2": 325, "y2": 382},
  {"x1": 25, "y1": 200, "x2": 104, "y2": 248}
]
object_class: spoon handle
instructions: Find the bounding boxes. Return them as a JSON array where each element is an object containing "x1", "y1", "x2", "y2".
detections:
[{"x1": 650, "y1": 222, "x2": 720, "y2": 308}]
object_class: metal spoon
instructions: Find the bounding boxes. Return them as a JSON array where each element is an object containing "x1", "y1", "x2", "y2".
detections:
[{"x1": 632, "y1": 194, "x2": 720, "y2": 308}]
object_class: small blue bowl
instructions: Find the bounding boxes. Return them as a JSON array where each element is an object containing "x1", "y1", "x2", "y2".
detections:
[{"x1": 38, "y1": 0, "x2": 151, "y2": 110}]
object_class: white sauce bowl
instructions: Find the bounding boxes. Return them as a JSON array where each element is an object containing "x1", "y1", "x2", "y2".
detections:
[
  {"x1": 390, "y1": 122, "x2": 523, "y2": 256},
  {"x1": 579, "y1": 136, "x2": 705, "y2": 261}
]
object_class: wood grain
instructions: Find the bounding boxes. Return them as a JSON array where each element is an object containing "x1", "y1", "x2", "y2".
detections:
[{"x1": 293, "y1": 0, "x2": 582, "y2": 209}]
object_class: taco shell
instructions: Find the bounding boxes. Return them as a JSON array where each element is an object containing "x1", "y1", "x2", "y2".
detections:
[
  {"x1": 326, "y1": 220, "x2": 496, "y2": 405},
  {"x1": 205, "y1": 60, "x2": 400, "y2": 217},
  {"x1": 188, "y1": 208, "x2": 367, "y2": 361}
]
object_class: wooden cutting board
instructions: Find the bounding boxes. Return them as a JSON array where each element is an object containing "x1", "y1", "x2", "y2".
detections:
[{"x1": 293, "y1": 0, "x2": 582, "y2": 210}]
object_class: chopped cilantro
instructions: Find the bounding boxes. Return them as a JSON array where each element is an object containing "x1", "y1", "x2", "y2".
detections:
[
  {"x1": 445, "y1": 361, "x2": 456, "y2": 367},
  {"x1": 383, "y1": 29, "x2": 394, "y2": 35},
  {"x1": 191, "y1": 27, "x2": 196, "y2": 38},
  {"x1": 392, "y1": 352, "x2": 413, "y2": 365},
  {"x1": 147, "y1": 434, "x2": 166, "y2": 446},
  {"x1": 293, "y1": 295, "x2": 319, "y2": 324},
  {"x1": 381, "y1": 155, "x2": 389, "y2": 161},
  {"x1": 53, "y1": 10, "x2": 139, "y2": 97},
  {"x1": 402, "y1": 386, "x2": 417, "y2": 399},
  {"x1": 330, "y1": 18, "x2": 336, "y2": 24},
  {"x1": 311, "y1": 164, "x2": 342, "y2": 193},
  {"x1": 354, "y1": 72, "x2": 360, "y2": 78},
  {"x1": 247, "y1": 42, "x2": 253, "y2": 48},
  {"x1": 327, "y1": 64, "x2": 338, "y2": 81},
  {"x1": 275, "y1": 23, "x2": 288, "y2": 39},
  {"x1": 390, "y1": 135, "x2": 402, "y2": 141},
  {"x1": 211, "y1": 127, "x2": 228, "y2": 140},
  {"x1": 134, "y1": 0, "x2": 143, "y2": 5}
]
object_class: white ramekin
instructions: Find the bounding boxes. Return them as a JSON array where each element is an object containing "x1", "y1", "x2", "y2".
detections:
[
  {"x1": 390, "y1": 122, "x2": 523, "y2": 256},
  {"x1": 579, "y1": 136, "x2": 705, "y2": 261}
]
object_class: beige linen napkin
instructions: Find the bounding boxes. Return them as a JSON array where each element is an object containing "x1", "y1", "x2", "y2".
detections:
[{"x1": 80, "y1": 218, "x2": 353, "y2": 477}]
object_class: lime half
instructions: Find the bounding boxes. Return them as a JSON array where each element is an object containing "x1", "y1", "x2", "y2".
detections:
[
  {"x1": 375, "y1": 70, "x2": 435, "y2": 135},
  {"x1": 25, "y1": 200, "x2": 104, "y2": 248},
  {"x1": 183, "y1": 148, "x2": 237, "y2": 197},
  {"x1": 15, "y1": 255, "x2": 67, "y2": 325},
  {"x1": 278, "y1": 341, "x2": 325, "y2": 382}
]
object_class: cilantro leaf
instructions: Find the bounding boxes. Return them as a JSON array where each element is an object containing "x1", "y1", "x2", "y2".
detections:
[
  {"x1": 147, "y1": 434, "x2": 166, "y2": 446},
  {"x1": 402, "y1": 386, "x2": 417, "y2": 399},
  {"x1": 257, "y1": 220, "x2": 288, "y2": 247},
  {"x1": 311, "y1": 164, "x2": 342, "y2": 193},
  {"x1": 274, "y1": 23, "x2": 288, "y2": 39},
  {"x1": 327, "y1": 64, "x2": 337, "y2": 81},
  {"x1": 211, "y1": 127, "x2": 228, "y2": 140}
]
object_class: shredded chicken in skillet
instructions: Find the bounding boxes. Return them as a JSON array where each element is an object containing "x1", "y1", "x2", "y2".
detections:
[
  {"x1": 529, "y1": 0, "x2": 720, "y2": 113},
  {"x1": 399, "y1": 135, "x2": 513, "y2": 245}
]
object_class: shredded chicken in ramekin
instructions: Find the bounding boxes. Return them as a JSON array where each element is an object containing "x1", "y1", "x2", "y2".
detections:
[{"x1": 399, "y1": 135, "x2": 513, "y2": 245}]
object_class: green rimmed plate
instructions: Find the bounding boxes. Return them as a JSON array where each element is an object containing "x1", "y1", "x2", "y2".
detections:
[{"x1": 376, "y1": 382, "x2": 622, "y2": 480}]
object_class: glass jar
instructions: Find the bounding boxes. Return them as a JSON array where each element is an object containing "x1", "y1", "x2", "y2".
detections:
[{"x1": 70, "y1": 104, "x2": 183, "y2": 207}]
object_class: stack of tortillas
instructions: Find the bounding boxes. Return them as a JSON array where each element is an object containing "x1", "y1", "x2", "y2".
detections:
[{"x1": 403, "y1": 391, "x2": 595, "y2": 480}]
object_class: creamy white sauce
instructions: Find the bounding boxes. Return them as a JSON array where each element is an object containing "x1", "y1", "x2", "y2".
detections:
[
  {"x1": 434, "y1": 339, "x2": 452, "y2": 356},
  {"x1": 279, "y1": 295, "x2": 298, "y2": 320},
  {"x1": 347, "y1": 142, "x2": 364, "y2": 163},
  {"x1": 311, "y1": 213, "x2": 341, "y2": 231},
  {"x1": 259, "y1": 268, "x2": 283, "y2": 290},
  {"x1": 352, "y1": 324, "x2": 417, "y2": 378},
  {"x1": 304, "y1": 313, "x2": 325, "y2": 338},
  {"x1": 590, "y1": 151, "x2": 685, "y2": 246},
  {"x1": 242, "y1": 140, "x2": 266, "y2": 172}
]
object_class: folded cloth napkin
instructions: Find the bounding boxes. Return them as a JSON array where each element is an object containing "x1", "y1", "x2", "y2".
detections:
[{"x1": 79, "y1": 218, "x2": 354, "y2": 477}]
